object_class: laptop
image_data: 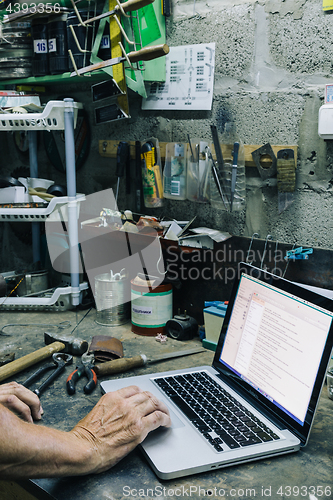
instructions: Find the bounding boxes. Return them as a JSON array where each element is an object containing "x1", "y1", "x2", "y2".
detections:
[{"x1": 101, "y1": 263, "x2": 333, "y2": 479}]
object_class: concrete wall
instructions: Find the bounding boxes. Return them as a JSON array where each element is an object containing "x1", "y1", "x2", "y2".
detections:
[{"x1": 1, "y1": 0, "x2": 333, "y2": 272}]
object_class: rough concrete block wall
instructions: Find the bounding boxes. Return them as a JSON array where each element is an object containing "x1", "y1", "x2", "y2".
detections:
[
  {"x1": 108, "y1": 0, "x2": 332, "y2": 249},
  {"x1": 1, "y1": 0, "x2": 333, "y2": 272}
]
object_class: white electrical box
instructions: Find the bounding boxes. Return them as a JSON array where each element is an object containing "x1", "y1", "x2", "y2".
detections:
[{"x1": 318, "y1": 104, "x2": 333, "y2": 139}]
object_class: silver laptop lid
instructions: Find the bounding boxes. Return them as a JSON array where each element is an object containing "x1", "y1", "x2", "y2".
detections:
[{"x1": 213, "y1": 263, "x2": 333, "y2": 446}]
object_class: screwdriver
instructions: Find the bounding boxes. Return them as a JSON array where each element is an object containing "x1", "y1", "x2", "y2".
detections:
[
  {"x1": 80, "y1": 0, "x2": 155, "y2": 25},
  {"x1": 70, "y1": 44, "x2": 169, "y2": 77},
  {"x1": 230, "y1": 142, "x2": 239, "y2": 212},
  {"x1": 115, "y1": 141, "x2": 130, "y2": 209},
  {"x1": 93, "y1": 347, "x2": 207, "y2": 377}
]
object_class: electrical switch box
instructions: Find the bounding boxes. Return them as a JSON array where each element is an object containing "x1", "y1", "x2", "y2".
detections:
[{"x1": 318, "y1": 104, "x2": 333, "y2": 139}]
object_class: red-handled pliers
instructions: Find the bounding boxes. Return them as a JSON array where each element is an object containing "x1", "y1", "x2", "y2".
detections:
[{"x1": 66, "y1": 354, "x2": 97, "y2": 395}]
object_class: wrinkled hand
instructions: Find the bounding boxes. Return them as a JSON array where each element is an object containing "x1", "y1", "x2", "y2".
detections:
[
  {"x1": 0, "y1": 382, "x2": 43, "y2": 423},
  {"x1": 70, "y1": 385, "x2": 171, "y2": 474}
]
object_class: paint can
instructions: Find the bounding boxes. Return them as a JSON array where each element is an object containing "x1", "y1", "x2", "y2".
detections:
[
  {"x1": 95, "y1": 270, "x2": 130, "y2": 326},
  {"x1": 131, "y1": 277, "x2": 173, "y2": 336},
  {"x1": 16, "y1": 270, "x2": 49, "y2": 296}
]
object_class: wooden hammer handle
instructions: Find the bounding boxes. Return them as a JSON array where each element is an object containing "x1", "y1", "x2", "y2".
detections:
[
  {"x1": 94, "y1": 355, "x2": 146, "y2": 377},
  {"x1": 0, "y1": 341, "x2": 65, "y2": 383}
]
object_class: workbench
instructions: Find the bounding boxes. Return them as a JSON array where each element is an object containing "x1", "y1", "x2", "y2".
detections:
[{"x1": 0, "y1": 308, "x2": 332, "y2": 500}]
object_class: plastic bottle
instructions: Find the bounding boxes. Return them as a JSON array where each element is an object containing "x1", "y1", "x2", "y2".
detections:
[
  {"x1": 163, "y1": 142, "x2": 187, "y2": 200},
  {"x1": 210, "y1": 123, "x2": 246, "y2": 211},
  {"x1": 186, "y1": 138, "x2": 210, "y2": 203}
]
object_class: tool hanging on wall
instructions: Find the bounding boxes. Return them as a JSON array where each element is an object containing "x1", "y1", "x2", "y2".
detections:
[
  {"x1": 135, "y1": 140, "x2": 143, "y2": 211},
  {"x1": 141, "y1": 139, "x2": 163, "y2": 207},
  {"x1": 70, "y1": 43, "x2": 169, "y2": 76},
  {"x1": 251, "y1": 143, "x2": 277, "y2": 180},
  {"x1": 230, "y1": 142, "x2": 239, "y2": 212},
  {"x1": 78, "y1": 0, "x2": 155, "y2": 26},
  {"x1": 115, "y1": 141, "x2": 130, "y2": 208},
  {"x1": 277, "y1": 148, "x2": 296, "y2": 214}
]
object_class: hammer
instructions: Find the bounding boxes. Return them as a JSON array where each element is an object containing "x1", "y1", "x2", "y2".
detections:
[
  {"x1": 0, "y1": 334, "x2": 88, "y2": 384},
  {"x1": 44, "y1": 332, "x2": 88, "y2": 356}
]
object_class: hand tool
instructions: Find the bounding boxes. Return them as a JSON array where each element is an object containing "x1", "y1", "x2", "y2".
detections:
[
  {"x1": 22, "y1": 353, "x2": 73, "y2": 397},
  {"x1": 115, "y1": 141, "x2": 130, "y2": 209},
  {"x1": 251, "y1": 143, "x2": 277, "y2": 181},
  {"x1": 93, "y1": 347, "x2": 207, "y2": 377},
  {"x1": 0, "y1": 342, "x2": 65, "y2": 383},
  {"x1": 162, "y1": 0, "x2": 171, "y2": 16},
  {"x1": 44, "y1": 331, "x2": 88, "y2": 356},
  {"x1": 66, "y1": 354, "x2": 97, "y2": 395},
  {"x1": 277, "y1": 148, "x2": 296, "y2": 214},
  {"x1": 210, "y1": 125, "x2": 225, "y2": 170},
  {"x1": 135, "y1": 140, "x2": 142, "y2": 212},
  {"x1": 70, "y1": 44, "x2": 169, "y2": 77},
  {"x1": 79, "y1": 0, "x2": 155, "y2": 26},
  {"x1": 141, "y1": 141, "x2": 157, "y2": 199},
  {"x1": 230, "y1": 142, "x2": 239, "y2": 211},
  {"x1": 207, "y1": 149, "x2": 228, "y2": 210}
]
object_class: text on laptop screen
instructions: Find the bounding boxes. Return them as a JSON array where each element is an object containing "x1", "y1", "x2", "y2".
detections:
[{"x1": 220, "y1": 273, "x2": 333, "y2": 425}]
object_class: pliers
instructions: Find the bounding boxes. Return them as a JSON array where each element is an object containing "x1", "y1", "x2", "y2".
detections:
[
  {"x1": 23, "y1": 353, "x2": 73, "y2": 397},
  {"x1": 66, "y1": 354, "x2": 97, "y2": 395}
]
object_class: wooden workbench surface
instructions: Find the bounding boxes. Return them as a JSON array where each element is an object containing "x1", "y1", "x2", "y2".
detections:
[{"x1": 0, "y1": 309, "x2": 332, "y2": 500}]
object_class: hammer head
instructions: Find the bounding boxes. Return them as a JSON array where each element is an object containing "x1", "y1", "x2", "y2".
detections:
[{"x1": 44, "y1": 332, "x2": 88, "y2": 356}]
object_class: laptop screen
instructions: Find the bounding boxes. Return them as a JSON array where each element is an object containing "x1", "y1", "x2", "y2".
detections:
[{"x1": 214, "y1": 264, "x2": 333, "y2": 444}]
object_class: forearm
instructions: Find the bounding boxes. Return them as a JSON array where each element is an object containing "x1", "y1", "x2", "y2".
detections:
[{"x1": 0, "y1": 405, "x2": 93, "y2": 479}]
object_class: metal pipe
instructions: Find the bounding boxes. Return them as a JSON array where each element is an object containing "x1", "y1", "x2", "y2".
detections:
[
  {"x1": 28, "y1": 130, "x2": 40, "y2": 263},
  {"x1": 64, "y1": 98, "x2": 80, "y2": 306}
]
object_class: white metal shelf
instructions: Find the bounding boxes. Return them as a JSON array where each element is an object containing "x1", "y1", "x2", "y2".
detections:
[
  {"x1": 0, "y1": 100, "x2": 83, "y2": 131},
  {"x1": 0, "y1": 194, "x2": 85, "y2": 222},
  {"x1": 0, "y1": 283, "x2": 89, "y2": 311},
  {"x1": 1, "y1": 99, "x2": 86, "y2": 308}
]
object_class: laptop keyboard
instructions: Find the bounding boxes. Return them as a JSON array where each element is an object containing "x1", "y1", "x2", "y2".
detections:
[{"x1": 154, "y1": 371, "x2": 280, "y2": 452}]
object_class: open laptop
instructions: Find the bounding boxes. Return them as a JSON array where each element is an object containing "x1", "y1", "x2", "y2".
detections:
[{"x1": 101, "y1": 263, "x2": 333, "y2": 479}]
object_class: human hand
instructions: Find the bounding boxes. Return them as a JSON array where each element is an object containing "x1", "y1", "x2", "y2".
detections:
[
  {"x1": 0, "y1": 381, "x2": 43, "y2": 423},
  {"x1": 70, "y1": 385, "x2": 171, "y2": 474}
]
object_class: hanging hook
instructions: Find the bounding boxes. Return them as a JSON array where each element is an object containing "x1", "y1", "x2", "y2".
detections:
[
  {"x1": 119, "y1": 41, "x2": 136, "y2": 71},
  {"x1": 260, "y1": 234, "x2": 273, "y2": 270},
  {"x1": 271, "y1": 239, "x2": 279, "y2": 275},
  {"x1": 112, "y1": 14, "x2": 135, "y2": 45},
  {"x1": 282, "y1": 242, "x2": 296, "y2": 278},
  {"x1": 246, "y1": 233, "x2": 259, "y2": 264}
]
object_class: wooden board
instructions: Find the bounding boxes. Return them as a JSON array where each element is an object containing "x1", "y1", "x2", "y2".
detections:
[{"x1": 99, "y1": 140, "x2": 298, "y2": 167}]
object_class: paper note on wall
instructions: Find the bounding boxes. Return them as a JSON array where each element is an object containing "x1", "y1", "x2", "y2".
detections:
[{"x1": 142, "y1": 43, "x2": 215, "y2": 111}]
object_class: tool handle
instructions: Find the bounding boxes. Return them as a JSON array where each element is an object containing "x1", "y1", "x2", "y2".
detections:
[
  {"x1": 84, "y1": 369, "x2": 98, "y2": 395},
  {"x1": 122, "y1": 0, "x2": 155, "y2": 13},
  {"x1": 35, "y1": 363, "x2": 66, "y2": 397},
  {"x1": 116, "y1": 141, "x2": 129, "y2": 177},
  {"x1": 128, "y1": 44, "x2": 169, "y2": 63},
  {"x1": 232, "y1": 142, "x2": 239, "y2": 167},
  {"x1": 22, "y1": 363, "x2": 55, "y2": 388},
  {"x1": 94, "y1": 355, "x2": 146, "y2": 376},
  {"x1": 66, "y1": 367, "x2": 82, "y2": 395},
  {"x1": 0, "y1": 342, "x2": 65, "y2": 383}
]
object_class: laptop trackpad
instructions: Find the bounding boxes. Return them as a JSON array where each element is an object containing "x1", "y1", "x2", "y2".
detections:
[{"x1": 166, "y1": 404, "x2": 185, "y2": 429}]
